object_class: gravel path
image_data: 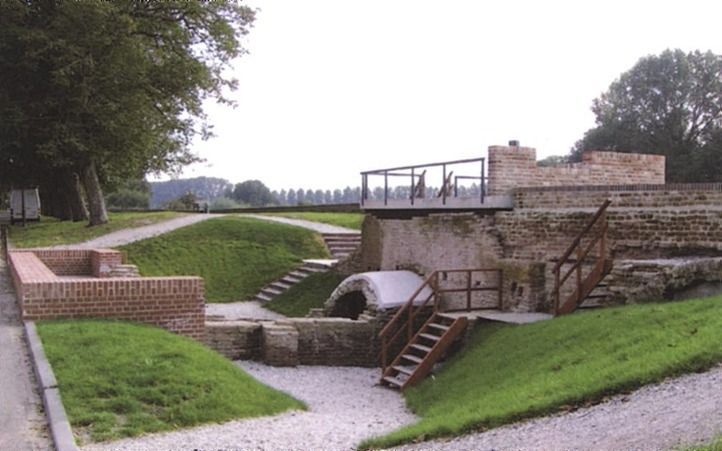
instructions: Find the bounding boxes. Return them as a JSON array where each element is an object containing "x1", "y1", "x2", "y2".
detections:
[
  {"x1": 52, "y1": 213, "x2": 222, "y2": 249},
  {"x1": 0, "y1": 259, "x2": 51, "y2": 450},
  {"x1": 395, "y1": 364, "x2": 722, "y2": 451},
  {"x1": 242, "y1": 214, "x2": 359, "y2": 234},
  {"x1": 82, "y1": 362, "x2": 417, "y2": 451},
  {"x1": 206, "y1": 300, "x2": 286, "y2": 321}
]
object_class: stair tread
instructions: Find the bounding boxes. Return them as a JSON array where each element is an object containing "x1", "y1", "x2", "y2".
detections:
[
  {"x1": 392, "y1": 365, "x2": 416, "y2": 376},
  {"x1": 427, "y1": 322, "x2": 450, "y2": 331},
  {"x1": 411, "y1": 343, "x2": 432, "y2": 353},
  {"x1": 256, "y1": 293, "x2": 273, "y2": 302},
  {"x1": 382, "y1": 376, "x2": 404, "y2": 388},
  {"x1": 419, "y1": 333, "x2": 440, "y2": 342},
  {"x1": 263, "y1": 287, "x2": 283, "y2": 295},
  {"x1": 401, "y1": 354, "x2": 423, "y2": 364}
]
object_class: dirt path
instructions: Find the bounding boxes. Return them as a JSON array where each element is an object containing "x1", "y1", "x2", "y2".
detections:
[
  {"x1": 52, "y1": 213, "x2": 223, "y2": 249},
  {"x1": 396, "y1": 364, "x2": 722, "y2": 451},
  {"x1": 0, "y1": 258, "x2": 51, "y2": 450}
]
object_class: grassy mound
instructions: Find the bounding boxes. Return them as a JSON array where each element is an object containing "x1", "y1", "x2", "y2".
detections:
[
  {"x1": 362, "y1": 295, "x2": 722, "y2": 449},
  {"x1": 8, "y1": 211, "x2": 183, "y2": 248},
  {"x1": 121, "y1": 216, "x2": 329, "y2": 302},
  {"x1": 37, "y1": 320, "x2": 303, "y2": 443},
  {"x1": 263, "y1": 212, "x2": 363, "y2": 230},
  {"x1": 265, "y1": 270, "x2": 347, "y2": 317}
]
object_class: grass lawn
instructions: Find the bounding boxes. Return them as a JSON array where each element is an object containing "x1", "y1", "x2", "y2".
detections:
[
  {"x1": 263, "y1": 212, "x2": 363, "y2": 230},
  {"x1": 688, "y1": 436, "x2": 722, "y2": 451},
  {"x1": 8, "y1": 211, "x2": 183, "y2": 248},
  {"x1": 362, "y1": 295, "x2": 722, "y2": 449},
  {"x1": 37, "y1": 320, "x2": 303, "y2": 443},
  {"x1": 121, "y1": 216, "x2": 329, "y2": 302},
  {"x1": 265, "y1": 270, "x2": 347, "y2": 317}
]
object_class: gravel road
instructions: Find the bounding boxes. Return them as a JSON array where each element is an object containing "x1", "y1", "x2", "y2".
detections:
[
  {"x1": 394, "y1": 364, "x2": 722, "y2": 451},
  {"x1": 0, "y1": 259, "x2": 51, "y2": 450},
  {"x1": 51, "y1": 213, "x2": 222, "y2": 248},
  {"x1": 82, "y1": 362, "x2": 416, "y2": 451}
]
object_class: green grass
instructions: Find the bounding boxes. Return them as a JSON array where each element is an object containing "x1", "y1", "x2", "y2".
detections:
[
  {"x1": 263, "y1": 212, "x2": 363, "y2": 230},
  {"x1": 686, "y1": 436, "x2": 722, "y2": 451},
  {"x1": 37, "y1": 320, "x2": 303, "y2": 443},
  {"x1": 265, "y1": 270, "x2": 347, "y2": 317},
  {"x1": 8, "y1": 211, "x2": 183, "y2": 248},
  {"x1": 121, "y1": 216, "x2": 329, "y2": 302},
  {"x1": 362, "y1": 295, "x2": 722, "y2": 449}
]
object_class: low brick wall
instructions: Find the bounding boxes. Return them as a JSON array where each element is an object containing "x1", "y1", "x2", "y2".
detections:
[{"x1": 8, "y1": 249, "x2": 205, "y2": 340}]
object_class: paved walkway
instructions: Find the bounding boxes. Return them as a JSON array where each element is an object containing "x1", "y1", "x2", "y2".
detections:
[
  {"x1": 0, "y1": 258, "x2": 51, "y2": 450},
  {"x1": 52, "y1": 213, "x2": 223, "y2": 249},
  {"x1": 206, "y1": 300, "x2": 286, "y2": 321},
  {"x1": 242, "y1": 214, "x2": 359, "y2": 234},
  {"x1": 395, "y1": 364, "x2": 722, "y2": 451}
]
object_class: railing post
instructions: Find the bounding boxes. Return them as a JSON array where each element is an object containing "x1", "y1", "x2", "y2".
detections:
[
  {"x1": 410, "y1": 167, "x2": 415, "y2": 206},
  {"x1": 576, "y1": 246, "x2": 583, "y2": 306},
  {"x1": 360, "y1": 174, "x2": 366, "y2": 206},
  {"x1": 384, "y1": 171, "x2": 388, "y2": 206},
  {"x1": 480, "y1": 159, "x2": 485, "y2": 204},
  {"x1": 433, "y1": 272, "x2": 439, "y2": 313},
  {"x1": 466, "y1": 270, "x2": 471, "y2": 311},
  {"x1": 554, "y1": 268, "x2": 560, "y2": 315},
  {"x1": 381, "y1": 336, "x2": 387, "y2": 372},
  {"x1": 442, "y1": 164, "x2": 447, "y2": 205}
]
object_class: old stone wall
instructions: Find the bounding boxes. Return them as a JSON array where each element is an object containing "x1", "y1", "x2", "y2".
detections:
[
  {"x1": 204, "y1": 320, "x2": 261, "y2": 360},
  {"x1": 487, "y1": 146, "x2": 665, "y2": 196}
]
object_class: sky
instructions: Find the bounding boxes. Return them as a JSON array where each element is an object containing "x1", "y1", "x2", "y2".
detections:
[{"x1": 168, "y1": 0, "x2": 722, "y2": 191}]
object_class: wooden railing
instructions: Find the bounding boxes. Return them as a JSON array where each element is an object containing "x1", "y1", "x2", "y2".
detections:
[
  {"x1": 552, "y1": 200, "x2": 612, "y2": 315},
  {"x1": 379, "y1": 268, "x2": 502, "y2": 372}
]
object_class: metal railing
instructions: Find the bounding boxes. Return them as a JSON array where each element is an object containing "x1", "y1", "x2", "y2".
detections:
[
  {"x1": 360, "y1": 157, "x2": 486, "y2": 207},
  {"x1": 379, "y1": 267, "x2": 502, "y2": 372}
]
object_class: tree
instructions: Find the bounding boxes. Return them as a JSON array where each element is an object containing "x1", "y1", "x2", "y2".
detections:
[
  {"x1": 572, "y1": 49, "x2": 722, "y2": 182},
  {"x1": 0, "y1": 1, "x2": 255, "y2": 224},
  {"x1": 106, "y1": 178, "x2": 151, "y2": 210},
  {"x1": 231, "y1": 180, "x2": 275, "y2": 207}
]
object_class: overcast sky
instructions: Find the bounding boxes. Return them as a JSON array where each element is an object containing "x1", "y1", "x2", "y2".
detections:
[{"x1": 170, "y1": 0, "x2": 722, "y2": 191}]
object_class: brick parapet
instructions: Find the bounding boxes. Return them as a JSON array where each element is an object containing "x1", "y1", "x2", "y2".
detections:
[
  {"x1": 8, "y1": 249, "x2": 205, "y2": 340},
  {"x1": 487, "y1": 146, "x2": 665, "y2": 195}
]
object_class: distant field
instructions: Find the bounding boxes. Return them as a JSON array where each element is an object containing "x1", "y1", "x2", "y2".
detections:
[
  {"x1": 38, "y1": 320, "x2": 303, "y2": 443},
  {"x1": 263, "y1": 212, "x2": 363, "y2": 230},
  {"x1": 121, "y1": 216, "x2": 329, "y2": 302},
  {"x1": 8, "y1": 211, "x2": 184, "y2": 248},
  {"x1": 362, "y1": 295, "x2": 722, "y2": 449}
]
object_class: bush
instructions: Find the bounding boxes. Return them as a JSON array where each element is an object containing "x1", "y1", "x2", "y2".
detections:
[{"x1": 209, "y1": 197, "x2": 241, "y2": 211}]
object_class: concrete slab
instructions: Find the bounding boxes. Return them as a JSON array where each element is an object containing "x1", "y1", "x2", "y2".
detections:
[{"x1": 442, "y1": 309, "x2": 553, "y2": 324}]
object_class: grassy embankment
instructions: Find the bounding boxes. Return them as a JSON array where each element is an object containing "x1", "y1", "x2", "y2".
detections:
[
  {"x1": 362, "y1": 295, "x2": 722, "y2": 449},
  {"x1": 8, "y1": 211, "x2": 183, "y2": 248},
  {"x1": 37, "y1": 320, "x2": 303, "y2": 443},
  {"x1": 265, "y1": 270, "x2": 347, "y2": 316},
  {"x1": 263, "y1": 212, "x2": 363, "y2": 230},
  {"x1": 121, "y1": 216, "x2": 329, "y2": 302}
]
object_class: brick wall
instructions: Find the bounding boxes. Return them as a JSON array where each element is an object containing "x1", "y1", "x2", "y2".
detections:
[
  {"x1": 8, "y1": 249, "x2": 206, "y2": 340},
  {"x1": 514, "y1": 184, "x2": 722, "y2": 209},
  {"x1": 487, "y1": 145, "x2": 665, "y2": 195},
  {"x1": 30, "y1": 249, "x2": 93, "y2": 275}
]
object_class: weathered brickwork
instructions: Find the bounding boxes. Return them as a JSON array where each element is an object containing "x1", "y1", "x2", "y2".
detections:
[
  {"x1": 8, "y1": 249, "x2": 206, "y2": 340},
  {"x1": 488, "y1": 145, "x2": 665, "y2": 196},
  {"x1": 354, "y1": 185, "x2": 722, "y2": 313}
]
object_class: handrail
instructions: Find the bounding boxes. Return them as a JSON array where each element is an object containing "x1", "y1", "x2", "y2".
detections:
[
  {"x1": 553, "y1": 200, "x2": 611, "y2": 273},
  {"x1": 553, "y1": 200, "x2": 611, "y2": 315},
  {"x1": 379, "y1": 267, "x2": 503, "y2": 371}
]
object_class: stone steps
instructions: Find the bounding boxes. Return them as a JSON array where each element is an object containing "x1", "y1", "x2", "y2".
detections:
[
  {"x1": 253, "y1": 259, "x2": 337, "y2": 304},
  {"x1": 321, "y1": 233, "x2": 361, "y2": 259}
]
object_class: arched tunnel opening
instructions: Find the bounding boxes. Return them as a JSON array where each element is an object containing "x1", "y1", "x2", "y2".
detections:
[{"x1": 330, "y1": 290, "x2": 367, "y2": 320}]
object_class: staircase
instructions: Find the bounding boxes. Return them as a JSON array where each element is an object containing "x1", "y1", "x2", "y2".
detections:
[
  {"x1": 552, "y1": 200, "x2": 613, "y2": 315},
  {"x1": 254, "y1": 260, "x2": 333, "y2": 303},
  {"x1": 381, "y1": 312, "x2": 467, "y2": 389},
  {"x1": 321, "y1": 233, "x2": 361, "y2": 259},
  {"x1": 379, "y1": 268, "x2": 502, "y2": 390}
]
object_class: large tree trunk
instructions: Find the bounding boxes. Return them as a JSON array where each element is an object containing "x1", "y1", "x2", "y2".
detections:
[
  {"x1": 81, "y1": 162, "x2": 108, "y2": 226},
  {"x1": 67, "y1": 173, "x2": 88, "y2": 222}
]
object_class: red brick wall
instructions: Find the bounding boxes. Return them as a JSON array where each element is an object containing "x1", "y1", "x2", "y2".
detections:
[
  {"x1": 30, "y1": 249, "x2": 93, "y2": 275},
  {"x1": 487, "y1": 145, "x2": 665, "y2": 195},
  {"x1": 8, "y1": 250, "x2": 205, "y2": 340}
]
